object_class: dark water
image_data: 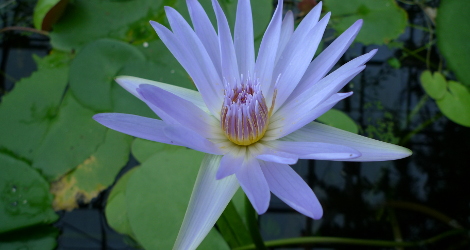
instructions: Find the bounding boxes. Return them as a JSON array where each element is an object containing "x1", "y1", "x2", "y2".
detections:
[{"x1": 1, "y1": 0, "x2": 468, "y2": 249}]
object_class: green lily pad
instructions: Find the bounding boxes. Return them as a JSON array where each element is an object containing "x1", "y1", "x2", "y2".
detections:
[
  {"x1": 436, "y1": 0, "x2": 470, "y2": 87},
  {"x1": 32, "y1": 92, "x2": 107, "y2": 181},
  {"x1": 69, "y1": 39, "x2": 146, "y2": 112},
  {"x1": 49, "y1": 0, "x2": 174, "y2": 51},
  {"x1": 324, "y1": 0, "x2": 408, "y2": 45},
  {"x1": 0, "y1": 52, "x2": 70, "y2": 161},
  {"x1": 436, "y1": 81, "x2": 470, "y2": 127},
  {"x1": 50, "y1": 129, "x2": 132, "y2": 211},
  {"x1": 317, "y1": 108, "x2": 359, "y2": 134},
  {"x1": 0, "y1": 153, "x2": 58, "y2": 233},
  {"x1": 33, "y1": 0, "x2": 68, "y2": 31},
  {"x1": 420, "y1": 70, "x2": 447, "y2": 100},
  {"x1": 106, "y1": 167, "x2": 139, "y2": 237},
  {"x1": 125, "y1": 147, "x2": 228, "y2": 249}
]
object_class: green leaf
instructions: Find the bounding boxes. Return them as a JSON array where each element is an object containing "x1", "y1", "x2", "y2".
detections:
[
  {"x1": 0, "y1": 226, "x2": 59, "y2": 250},
  {"x1": 0, "y1": 52, "x2": 70, "y2": 161},
  {"x1": 50, "y1": 129, "x2": 132, "y2": 211},
  {"x1": 125, "y1": 148, "x2": 228, "y2": 249},
  {"x1": 216, "y1": 201, "x2": 252, "y2": 248},
  {"x1": 50, "y1": 0, "x2": 174, "y2": 51},
  {"x1": 105, "y1": 167, "x2": 139, "y2": 237},
  {"x1": 317, "y1": 109, "x2": 359, "y2": 134},
  {"x1": 32, "y1": 92, "x2": 107, "y2": 181},
  {"x1": 436, "y1": 0, "x2": 470, "y2": 87},
  {"x1": 69, "y1": 39, "x2": 146, "y2": 111},
  {"x1": 324, "y1": 0, "x2": 408, "y2": 45},
  {"x1": 420, "y1": 70, "x2": 447, "y2": 100},
  {"x1": 436, "y1": 81, "x2": 470, "y2": 127},
  {"x1": 0, "y1": 154, "x2": 58, "y2": 233},
  {"x1": 33, "y1": 0, "x2": 68, "y2": 31},
  {"x1": 130, "y1": 138, "x2": 167, "y2": 163}
]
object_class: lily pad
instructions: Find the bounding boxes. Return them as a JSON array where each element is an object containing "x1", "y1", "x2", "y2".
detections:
[
  {"x1": 436, "y1": 81, "x2": 470, "y2": 127},
  {"x1": 125, "y1": 147, "x2": 228, "y2": 249},
  {"x1": 105, "y1": 167, "x2": 139, "y2": 237},
  {"x1": 50, "y1": 129, "x2": 132, "y2": 211},
  {"x1": 69, "y1": 39, "x2": 146, "y2": 112},
  {"x1": 436, "y1": 0, "x2": 470, "y2": 87},
  {"x1": 317, "y1": 108, "x2": 359, "y2": 134},
  {"x1": 0, "y1": 153, "x2": 58, "y2": 233},
  {"x1": 33, "y1": 0, "x2": 68, "y2": 31},
  {"x1": 324, "y1": 0, "x2": 408, "y2": 45},
  {"x1": 32, "y1": 92, "x2": 107, "y2": 181},
  {"x1": 0, "y1": 52, "x2": 70, "y2": 161},
  {"x1": 420, "y1": 70, "x2": 447, "y2": 100}
]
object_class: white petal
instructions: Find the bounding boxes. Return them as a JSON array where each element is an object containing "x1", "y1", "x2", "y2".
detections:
[
  {"x1": 263, "y1": 140, "x2": 361, "y2": 160},
  {"x1": 259, "y1": 161, "x2": 323, "y2": 219},
  {"x1": 283, "y1": 122, "x2": 412, "y2": 161},
  {"x1": 212, "y1": 0, "x2": 239, "y2": 84},
  {"x1": 234, "y1": 0, "x2": 255, "y2": 76},
  {"x1": 235, "y1": 157, "x2": 270, "y2": 214},
  {"x1": 173, "y1": 154, "x2": 240, "y2": 250}
]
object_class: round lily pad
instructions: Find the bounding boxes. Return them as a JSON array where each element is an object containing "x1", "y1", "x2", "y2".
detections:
[
  {"x1": 436, "y1": 81, "x2": 470, "y2": 127},
  {"x1": 420, "y1": 70, "x2": 447, "y2": 100}
]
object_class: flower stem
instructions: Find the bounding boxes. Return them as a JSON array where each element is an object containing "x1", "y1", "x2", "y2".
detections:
[
  {"x1": 233, "y1": 229, "x2": 468, "y2": 250},
  {"x1": 244, "y1": 195, "x2": 267, "y2": 250}
]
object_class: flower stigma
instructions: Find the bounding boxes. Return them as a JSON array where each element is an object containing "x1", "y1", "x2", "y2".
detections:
[{"x1": 221, "y1": 76, "x2": 270, "y2": 146}]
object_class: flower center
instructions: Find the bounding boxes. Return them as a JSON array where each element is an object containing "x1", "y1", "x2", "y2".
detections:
[{"x1": 221, "y1": 77, "x2": 269, "y2": 146}]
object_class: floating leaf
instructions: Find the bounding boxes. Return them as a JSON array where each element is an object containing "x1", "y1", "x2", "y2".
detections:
[
  {"x1": 0, "y1": 52, "x2": 70, "y2": 161},
  {"x1": 105, "y1": 167, "x2": 139, "y2": 237},
  {"x1": 324, "y1": 0, "x2": 408, "y2": 45},
  {"x1": 436, "y1": 81, "x2": 470, "y2": 127},
  {"x1": 33, "y1": 0, "x2": 68, "y2": 31},
  {"x1": 51, "y1": 130, "x2": 132, "y2": 211},
  {"x1": 69, "y1": 39, "x2": 146, "y2": 111},
  {"x1": 49, "y1": 0, "x2": 173, "y2": 51},
  {"x1": 0, "y1": 154, "x2": 58, "y2": 233},
  {"x1": 436, "y1": 0, "x2": 470, "y2": 87},
  {"x1": 420, "y1": 70, "x2": 446, "y2": 100},
  {"x1": 130, "y1": 138, "x2": 167, "y2": 163},
  {"x1": 216, "y1": 201, "x2": 252, "y2": 248},
  {"x1": 32, "y1": 92, "x2": 107, "y2": 181},
  {"x1": 125, "y1": 147, "x2": 228, "y2": 249},
  {"x1": 317, "y1": 109, "x2": 359, "y2": 134}
]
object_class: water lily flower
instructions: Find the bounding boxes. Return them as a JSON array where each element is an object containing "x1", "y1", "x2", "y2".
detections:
[{"x1": 93, "y1": 0, "x2": 412, "y2": 249}]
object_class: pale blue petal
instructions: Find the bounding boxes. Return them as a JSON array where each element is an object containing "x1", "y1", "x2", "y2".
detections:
[
  {"x1": 164, "y1": 125, "x2": 223, "y2": 155},
  {"x1": 212, "y1": 0, "x2": 239, "y2": 84},
  {"x1": 137, "y1": 84, "x2": 222, "y2": 139},
  {"x1": 236, "y1": 157, "x2": 270, "y2": 214},
  {"x1": 234, "y1": 0, "x2": 255, "y2": 76},
  {"x1": 255, "y1": 143, "x2": 299, "y2": 164},
  {"x1": 173, "y1": 154, "x2": 240, "y2": 250},
  {"x1": 260, "y1": 161, "x2": 323, "y2": 219},
  {"x1": 292, "y1": 19, "x2": 364, "y2": 98},
  {"x1": 275, "y1": 10, "x2": 294, "y2": 64},
  {"x1": 283, "y1": 122, "x2": 413, "y2": 161},
  {"x1": 93, "y1": 113, "x2": 178, "y2": 145},
  {"x1": 115, "y1": 76, "x2": 208, "y2": 112},
  {"x1": 216, "y1": 147, "x2": 246, "y2": 179},
  {"x1": 255, "y1": 0, "x2": 283, "y2": 103},
  {"x1": 272, "y1": 13, "x2": 330, "y2": 112},
  {"x1": 187, "y1": 0, "x2": 222, "y2": 76},
  {"x1": 264, "y1": 140, "x2": 361, "y2": 160}
]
